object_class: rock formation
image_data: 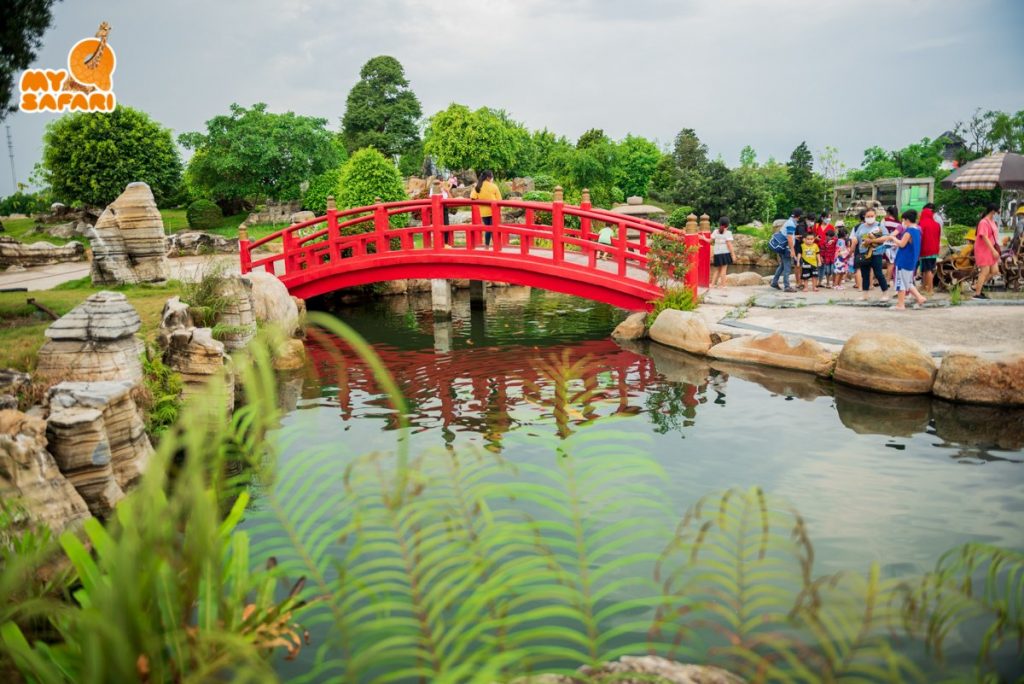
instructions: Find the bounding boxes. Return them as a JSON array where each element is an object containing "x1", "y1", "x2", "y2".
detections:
[
  {"x1": 0, "y1": 369, "x2": 30, "y2": 410},
  {"x1": 0, "y1": 236, "x2": 85, "y2": 267},
  {"x1": 242, "y1": 270, "x2": 300, "y2": 336},
  {"x1": 611, "y1": 312, "x2": 647, "y2": 341},
  {"x1": 723, "y1": 270, "x2": 766, "y2": 286},
  {"x1": 708, "y1": 332, "x2": 836, "y2": 377},
  {"x1": 833, "y1": 331, "x2": 937, "y2": 394},
  {"x1": 648, "y1": 309, "x2": 713, "y2": 355},
  {"x1": 46, "y1": 381, "x2": 152, "y2": 516},
  {"x1": 165, "y1": 231, "x2": 239, "y2": 256},
  {"x1": 213, "y1": 276, "x2": 257, "y2": 351},
  {"x1": 90, "y1": 182, "x2": 170, "y2": 285},
  {"x1": 163, "y1": 327, "x2": 235, "y2": 414},
  {"x1": 0, "y1": 409, "x2": 91, "y2": 533},
  {"x1": 35, "y1": 291, "x2": 144, "y2": 385},
  {"x1": 932, "y1": 349, "x2": 1024, "y2": 406}
]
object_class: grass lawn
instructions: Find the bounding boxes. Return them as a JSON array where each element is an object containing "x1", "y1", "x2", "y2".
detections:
[
  {"x1": 0, "y1": 278, "x2": 180, "y2": 372},
  {"x1": 1, "y1": 216, "x2": 77, "y2": 246},
  {"x1": 159, "y1": 208, "x2": 249, "y2": 234}
]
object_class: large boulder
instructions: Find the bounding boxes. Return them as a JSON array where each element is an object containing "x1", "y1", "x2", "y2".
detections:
[
  {"x1": 90, "y1": 182, "x2": 170, "y2": 285},
  {"x1": 648, "y1": 309, "x2": 713, "y2": 355},
  {"x1": 241, "y1": 271, "x2": 300, "y2": 335},
  {"x1": 611, "y1": 312, "x2": 647, "y2": 341},
  {"x1": 0, "y1": 236, "x2": 85, "y2": 267},
  {"x1": 163, "y1": 327, "x2": 234, "y2": 414},
  {"x1": 289, "y1": 210, "x2": 316, "y2": 224},
  {"x1": 708, "y1": 332, "x2": 835, "y2": 377},
  {"x1": 35, "y1": 291, "x2": 144, "y2": 385},
  {"x1": 272, "y1": 338, "x2": 307, "y2": 371},
  {"x1": 723, "y1": 270, "x2": 766, "y2": 286},
  {"x1": 730, "y1": 234, "x2": 776, "y2": 268},
  {"x1": 833, "y1": 332, "x2": 936, "y2": 394},
  {"x1": 932, "y1": 349, "x2": 1024, "y2": 406},
  {"x1": 405, "y1": 177, "x2": 428, "y2": 199},
  {"x1": 0, "y1": 409, "x2": 91, "y2": 532}
]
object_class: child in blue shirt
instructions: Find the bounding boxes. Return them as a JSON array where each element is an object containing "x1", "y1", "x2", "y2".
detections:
[{"x1": 885, "y1": 209, "x2": 927, "y2": 309}]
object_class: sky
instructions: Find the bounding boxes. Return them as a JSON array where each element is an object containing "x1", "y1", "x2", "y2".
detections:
[{"x1": 4, "y1": 0, "x2": 1024, "y2": 193}]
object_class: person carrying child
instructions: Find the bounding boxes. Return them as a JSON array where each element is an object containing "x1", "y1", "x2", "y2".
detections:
[
  {"x1": 885, "y1": 209, "x2": 927, "y2": 309},
  {"x1": 799, "y1": 232, "x2": 820, "y2": 292}
]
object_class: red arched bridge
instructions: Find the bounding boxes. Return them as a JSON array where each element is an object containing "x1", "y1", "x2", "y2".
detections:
[{"x1": 239, "y1": 192, "x2": 709, "y2": 311}]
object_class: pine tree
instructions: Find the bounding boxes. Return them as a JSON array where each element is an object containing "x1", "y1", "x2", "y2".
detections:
[{"x1": 341, "y1": 56, "x2": 423, "y2": 158}]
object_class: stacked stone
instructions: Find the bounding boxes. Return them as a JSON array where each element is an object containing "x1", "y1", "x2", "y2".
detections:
[
  {"x1": 0, "y1": 236, "x2": 85, "y2": 268},
  {"x1": 46, "y1": 381, "x2": 153, "y2": 516},
  {"x1": 213, "y1": 276, "x2": 257, "y2": 351},
  {"x1": 0, "y1": 409, "x2": 91, "y2": 533},
  {"x1": 35, "y1": 291, "x2": 144, "y2": 385},
  {"x1": 0, "y1": 370, "x2": 30, "y2": 410},
  {"x1": 163, "y1": 327, "x2": 235, "y2": 415},
  {"x1": 90, "y1": 182, "x2": 170, "y2": 285}
]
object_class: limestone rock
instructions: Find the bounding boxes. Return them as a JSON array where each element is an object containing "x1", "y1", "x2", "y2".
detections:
[
  {"x1": 709, "y1": 332, "x2": 835, "y2": 377},
  {"x1": 723, "y1": 270, "x2": 766, "y2": 286},
  {"x1": 90, "y1": 182, "x2": 170, "y2": 285},
  {"x1": 611, "y1": 312, "x2": 647, "y2": 341},
  {"x1": 505, "y1": 177, "x2": 535, "y2": 195},
  {"x1": 290, "y1": 210, "x2": 316, "y2": 224},
  {"x1": 407, "y1": 279, "x2": 433, "y2": 293},
  {"x1": 405, "y1": 177, "x2": 428, "y2": 199},
  {"x1": 242, "y1": 271, "x2": 299, "y2": 335},
  {"x1": 164, "y1": 327, "x2": 234, "y2": 413},
  {"x1": 157, "y1": 296, "x2": 193, "y2": 342},
  {"x1": 649, "y1": 309, "x2": 713, "y2": 355},
  {"x1": 626, "y1": 196, "x2": 644, "y2": 206},
  {"x1": 730, "y1": 234, "x2": 777, "y2": 268},
  {"x1": 240, "y1": 201, "x2": 300, "y2": 229},
  {"x1": 0, "y1": 236, "x2": 85, "y2": 267},
  {"x1": 834, "y1": 332, "x2": 937, "y2": 394},
  {"x1": 48, "y1": 381, "x2": 152, "y2": 493},
  {"x1": 273, "y1": 338, "x2": 307, "y2": 371},
  {"x1": 213, "y1": 276, "x2": 256, "y2": 351},
  {"x1": 0, "y1": 410, "x2": 91, "y2": 532},
  {"x1": 35, "y1": 292, "x2": 144, "y2": 385},
  {"x1": 933, "y1": 349, "x2": 1024, "y2": 406},
  {"x1": 292, "y1": 296, "x2": 307, "y2": 334},
  {"x1": 165, "y1": 231, "x2": 239, "y2": 256},
  {"x1": 529, "y1": 656, "x2": 744, "y2": 684}
]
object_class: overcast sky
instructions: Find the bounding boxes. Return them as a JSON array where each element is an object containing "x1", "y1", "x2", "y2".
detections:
[{"x1": 4, "y1": 0, "x2": 1023, "y2": 193}]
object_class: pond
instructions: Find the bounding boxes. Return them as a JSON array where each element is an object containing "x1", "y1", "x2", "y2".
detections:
[{"x1": 261, "y1": 286, "x2": 1024, "y2": 679}]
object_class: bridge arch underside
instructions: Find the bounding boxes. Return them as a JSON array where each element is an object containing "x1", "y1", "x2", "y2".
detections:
[{"x1": 284, "y1": 256, "x2": 659, "y2": 311}]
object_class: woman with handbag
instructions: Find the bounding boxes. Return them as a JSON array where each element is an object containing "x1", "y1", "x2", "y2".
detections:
[
  {"x1": 851, "y1": 208, "x2": 891, "y2": 302},
  {"x1": 971, "y1": 203, "x2": 1002, "y2": 299}
]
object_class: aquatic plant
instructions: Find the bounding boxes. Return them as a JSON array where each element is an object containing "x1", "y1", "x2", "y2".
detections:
[{"x1": 1, "y1": 315, "x2": 1021, "y2": 683}]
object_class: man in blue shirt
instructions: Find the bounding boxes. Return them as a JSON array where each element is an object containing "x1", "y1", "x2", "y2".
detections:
[
  {"x1": 886, "y1": 209, "x2": 927, "y2": 309},
  {"x1": 770, "y1": 208, "x2": 801, "y2": 292}
]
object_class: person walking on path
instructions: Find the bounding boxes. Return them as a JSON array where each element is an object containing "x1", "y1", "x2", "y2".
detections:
[
  {"x1": 851, "y1": 208, "x2": 891, "y2": 302},
  {"x1": 470, "y1": 170, "x2": 502, "y2": 247},
  {"x1": 886, "y1": 209, "x2": 927, "y2": 309},
  {"x1": 770, "y1": 208, "x2": 801, "y2": 292},
  {"x1": 918, "y1": 203, "x2": 941, "y2": 295},
  {"x1": 972, "y1": 203, "x2": 1002, "y2": 299},
  {"x1": 429, "y1": 179, "x2": 452, "y2": 246},
  {"x1": 703, "y1": 216, "x2": 735, "y2": 288}
]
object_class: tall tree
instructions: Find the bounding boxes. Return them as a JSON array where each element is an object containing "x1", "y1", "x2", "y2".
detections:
[
  {"x1": 576, "y1": 128, "x2": 607, "y2": 150},
  {"x1": 180, "y1": 103, "x2": 342, "y2": 204},
  {"x1": 739, "y1": 145, "x2": 758, "y2": 168},
  {"x1": 785, "y1": 141, "x2": 823, "y2": 212},
  {"x1": 615, "y1": 135, "x2": 661, "y2": 198},
  {"x1": 1, "y1": 0, "x2": 59, "y2": 120},
  {"x1": 341, "y1": 56, "x2": 422, "y2": 158},
  {"x1": 985, "y1": 110, "x2": 1024, "y2": 153},
  {"x1": 40, "y1": 106, "x2": 181, "y2": 206},
  {"x1": 671, "y1": 128, "x2": 709, "y2": 170},
  {"x1": 423, "y1": 104, "x2": 527, "y2": 176}
]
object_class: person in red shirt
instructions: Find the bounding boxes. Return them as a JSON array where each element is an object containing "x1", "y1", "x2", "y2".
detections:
[
  {"x1": 918, "y1": 203, "x2": 942, "y2": 295},
  {"x1": 818, "y1": 228, "x2": 838, "y2": 288}
]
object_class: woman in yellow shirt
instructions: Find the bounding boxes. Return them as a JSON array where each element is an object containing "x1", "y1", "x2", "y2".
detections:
[{"x1": 470, "y1": 170, "x2": 501, "y2": 247}]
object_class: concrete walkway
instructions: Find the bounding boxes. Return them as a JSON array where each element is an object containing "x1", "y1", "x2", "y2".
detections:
[{"x1": 0, "y1": 256, "x2": 240, "y2": 292}]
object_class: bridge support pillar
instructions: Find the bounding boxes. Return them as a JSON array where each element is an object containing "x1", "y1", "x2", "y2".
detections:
[
  {"x1": 469, "y1": 280, "x2": 486, "y2": 311},
  {"x1": 431, "y1": 279, "x2": 452, "y2": 320},
  {"x1": 433, "y1": 318, "x2": 453, "y2": 353}
]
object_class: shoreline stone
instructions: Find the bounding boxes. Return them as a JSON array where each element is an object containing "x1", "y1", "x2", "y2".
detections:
[
  {"x1": 611, "y1": 312, "x2": 647, "y2": 341},
  {"x1": 833, "y1": 331, "x2": 936, "y2": 395},
  {"x1": 933, "y1": 349, "x2": 1024, "y2": 406},
  {"x1": 708, "y1": 332, "x2": 835, "y2": 377},
  {"x1": 648, "y1": 309, "x2": 713, "y2": 355}
]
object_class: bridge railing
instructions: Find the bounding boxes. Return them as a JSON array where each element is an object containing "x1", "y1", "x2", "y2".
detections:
[{"x1": 240, "y1": 187, "x2": 704, "y2": 297}]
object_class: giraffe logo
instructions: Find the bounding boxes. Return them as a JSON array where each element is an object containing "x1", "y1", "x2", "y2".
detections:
[{"x1": 19, "y1": 22, "x2": 117, "y2": 113}]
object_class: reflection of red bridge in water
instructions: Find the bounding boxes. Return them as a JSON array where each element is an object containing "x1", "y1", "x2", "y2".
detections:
[
  {"x1": 241, "y1": 194, "x2": 711, "y2": 311},
  {"x1": 303, "y1": 335, "x2": 693, "y2": 441}
]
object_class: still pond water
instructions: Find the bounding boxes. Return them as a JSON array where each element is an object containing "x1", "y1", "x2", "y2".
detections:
[{"x1": 266, "y1": 286, "x2": 1024, "y2": 678}]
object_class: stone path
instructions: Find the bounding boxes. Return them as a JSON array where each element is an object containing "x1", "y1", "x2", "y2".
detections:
[{"x1": 1, "y1": 256, "x2": 240, "y2": 292}]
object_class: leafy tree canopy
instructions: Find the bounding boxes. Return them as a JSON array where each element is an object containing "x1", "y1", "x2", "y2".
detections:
[
  {"x1": 341, "y1": 56, "x2": 422, "y2": 158},
  {"x1": 672, "y1": 128, "x2": 709, "y2": 170},
  {"x1": 40, "y1": 106, "x2": 182, "y2": 207},
  {"x1": 739, "y1": 145, "x2": 757, "y2": 168},
  {"x1": 336, "y1": 148, "x2": 408, "y2": 228},
  {"x1": 576, "y1": 128, "x2": 607, "y2": 150},
  {"x1": 423, "y1": 104, "x2": 528, "y2": 176},
  {"x1": 615, "y1": 135, "x2": 661, "y2": 199},
  {"x1": 179, "y1": 103, "x2": 342, "y2": 204},
  {"x1": 1, "y1": 0, "x2": 58, "y2": 121},
  {"x1": 785, "y1": 141, "x2": 826, "y2": 213}
]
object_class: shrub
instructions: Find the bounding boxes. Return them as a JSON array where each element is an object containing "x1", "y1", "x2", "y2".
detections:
[
  {"x1": 647, "y1": 286, "x2": 697, "y2": 326},
  {"x1": 532, "y1": 174, "x2": 556, "y2": 191},
  {"x1": 0, "y1": 191, "x2": 49, "y2": 216},
  {"x1": 667, "y1": 206, "x2": 696, "y2": 229},
  {"x1": 186, "y1": 199, "x2": 223, "y2": 230},
  {"x1": 522, "y1": 191, "x2": 553, "y2": 203},
  {"x1": 137, "y1": 345, "x2": 183, "y2": 441},
  {"x1": 303, "y1": 167, "x2": 343, "y2": 215},
  {"x1": 181, "y1": 262, "x2": 229, "y2": 326},
  {"x1": 944, "y1": 224, "x2": 972, "y2": 247},
  {"x1": 336, "y1": 148, "x2": 408, "y2": 229}
]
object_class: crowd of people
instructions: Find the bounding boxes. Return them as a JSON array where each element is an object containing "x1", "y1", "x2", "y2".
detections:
[{"x1": 759, "y1": 204, "x2": 951, "y2": 308}]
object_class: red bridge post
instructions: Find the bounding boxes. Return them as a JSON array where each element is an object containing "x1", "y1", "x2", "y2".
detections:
[
  {"x1": 373, "y1": 196, "x2": 387, "y2": 254},
  {"x1": 326, "y1": 195, "x2": 339, "y2": 262},
  {"x1": 552, "y1": 186, "x2": 565, "y2": 263},
  {"x1": 431, "y1": 192, "x2": 444, "y2": 251},
  {"x1": 684, "y1": 213, "x2": 700, "y2": 299},
  {"x1": 697, "y1": 213, "x2": 712, "y2": 288},
  {"x1": 238, "y1": 225, "x2": 251, "y2": 274}
]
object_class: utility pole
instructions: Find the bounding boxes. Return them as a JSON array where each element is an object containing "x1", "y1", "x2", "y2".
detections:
[{"x1": 5, "y1": 126, "x2": 15, "y2": 193}]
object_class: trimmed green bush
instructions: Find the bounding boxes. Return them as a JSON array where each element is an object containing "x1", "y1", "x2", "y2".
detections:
[
  {"x1": 667, "y1": 206, "x2": 696, "y2": 229},
  {"x1": 337, "y1": 148, "x2": 409, "y2": 229},
  {"x1": 532, "y1": 174, "x2": 556, "y2": 191},
  {"x1": 186, "y1": 199, "x2": 223, "y2": 230},
  {"x1": 303, "y1": 168, "x2": 343, "y2": 215}
]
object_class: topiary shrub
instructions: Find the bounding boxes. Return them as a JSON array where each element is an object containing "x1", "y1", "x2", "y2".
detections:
[
  {"x1": 532, "y1": 174, "x2": 556, "y2": 192},
  {"x1": 303, "y1": 167, "x2": 343, "y2": 215},
  {"x1": 186, "y1": 199, "x2": 223, "y2": 230},
  {"x1": 667, "y1": 206, "x2": 696, "y2": 229},
  {"x1": 336, "y1": 148, "x2": 408, "y2": 230}
]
